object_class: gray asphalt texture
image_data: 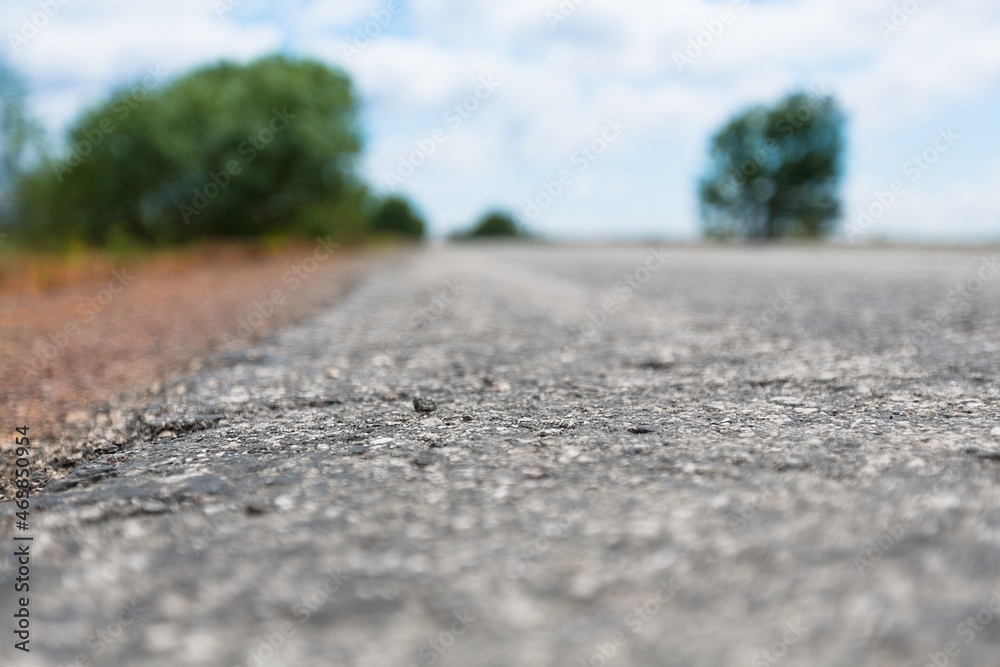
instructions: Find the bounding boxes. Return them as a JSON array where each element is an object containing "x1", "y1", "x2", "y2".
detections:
[{"x1": 3, "y1": 245, "x2": 1000, "y2": 667}]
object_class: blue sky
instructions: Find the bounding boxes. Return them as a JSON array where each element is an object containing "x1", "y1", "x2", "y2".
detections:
[{"x1": 4, "y1": 0, "x2": 1000, "y2": 241}]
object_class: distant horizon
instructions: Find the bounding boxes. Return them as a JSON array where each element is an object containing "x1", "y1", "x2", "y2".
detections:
[
  {"x1": 4, "y1": 0, "x2": 999, "y2": 243},
  {"x1": 435, "y1": 235, "x2": 1000, "y2": 248}
]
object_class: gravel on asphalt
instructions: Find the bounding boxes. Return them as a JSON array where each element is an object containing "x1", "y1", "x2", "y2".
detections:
[{"x1": 2, "y1": 244, "x2": 999, "y2": 667}]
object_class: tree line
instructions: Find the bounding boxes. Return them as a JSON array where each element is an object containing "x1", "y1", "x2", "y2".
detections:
[
  {"x1": 0, "y1": 55, "x2": 427, "y2": 250},
  {"x1": 1, "y1": 54, "x2": 846, "y2": 248}
]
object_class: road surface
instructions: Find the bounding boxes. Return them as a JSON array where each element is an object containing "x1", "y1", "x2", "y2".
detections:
[{"x1": 3, "y1": 244, "x2": 1000, "y2": 666}]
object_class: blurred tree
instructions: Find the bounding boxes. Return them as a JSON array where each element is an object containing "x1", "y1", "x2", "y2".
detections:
[
  {"x1": 451, "y1": 210, "x2": 528, "y2": 240},
  {"x1": 16, "y1": 55, "x2": 364, "y2": 248},
  {"x1": 698, "y1": 90, "x2": 845, "y2": 240},
  {"x1": 0, "y1": 58, "x2": 42, "y2": 228},
  {"x1": 371, "y1": 195, "x2": 426, "y2": 239}
]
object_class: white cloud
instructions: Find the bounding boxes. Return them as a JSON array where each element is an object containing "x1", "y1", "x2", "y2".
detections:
[
  {"x1": 847, "y1": 158, "x2": 1000, "y2": 242},
  {"x1": 5, "y1": 0, "x2": 1000, "y2": 239},
  {"x1": 7, "y1": 0, "x2": 281, "y2": 130}
]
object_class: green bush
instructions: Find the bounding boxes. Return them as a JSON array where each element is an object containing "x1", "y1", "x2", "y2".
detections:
[
  {"x1": 450, "y1": 210, "x2": 529, "y2": 240},
  {"x1": 14, "y1": 55, "x2": 366, "y2": 248},
  {"x1": 371, "y1": 195, "x2": 426, "y2": 239}
]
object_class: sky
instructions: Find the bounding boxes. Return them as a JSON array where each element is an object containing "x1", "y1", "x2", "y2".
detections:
[{"x1": 4, "y1": 0, "x2": 1000, "y2": 242}]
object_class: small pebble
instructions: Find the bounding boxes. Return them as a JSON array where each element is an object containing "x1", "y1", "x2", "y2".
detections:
[
  {"x1": 141, "y1": 500, "x2": 168, "y2": 514},
  {"x1": 413, "y1": 396, "x2": 437, "y2": 413},
  {"x1": 413, "y1": 452, "x2": 436, "y2": 467}
]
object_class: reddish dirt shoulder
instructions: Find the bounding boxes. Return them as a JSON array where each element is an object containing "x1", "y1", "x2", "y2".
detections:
[{"x1": 0, "y1": 241, "x2": 372, "y2": 499}]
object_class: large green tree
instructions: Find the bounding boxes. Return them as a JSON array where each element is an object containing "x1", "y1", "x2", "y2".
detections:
[
  {"x1": 699, "y1": 90, "x2": 846, "y2": 240},
  {"x1": 18, "y1": 55, "x2": 365, "y2": 247}
]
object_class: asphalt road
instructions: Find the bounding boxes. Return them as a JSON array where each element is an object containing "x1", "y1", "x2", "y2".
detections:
[{"x1": 3, "y1": 244, "x2": 1000, "y2": 667}]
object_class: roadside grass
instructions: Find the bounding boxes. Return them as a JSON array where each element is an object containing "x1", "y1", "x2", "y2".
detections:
[{"x1": 0, "y1": 235, "x2": 339, "y2": 295}]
